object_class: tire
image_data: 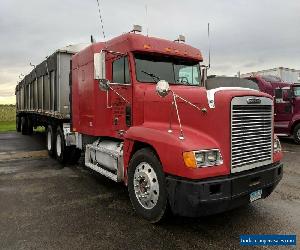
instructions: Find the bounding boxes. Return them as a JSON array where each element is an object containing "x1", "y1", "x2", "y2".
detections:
[
  {"x1": 127, "y1": 148, "x2": 168, "y2": 223},
  {"x1": 27, "y1": 117, "x2": 33, "y2": 135},
  {"x1": 55, "y1": 126, "x2": 69, "y2": 164},
  {"x1": 21, "y1": 117, "x2": 28, "y2": 135},
  {"x1": 16, "y1": 116, "x2": 21, "y2": 132},
  {"x1": 46, "y1": 125, "x2": 55, "y2": 157},
  {"x1": 293, "y1": 124, "x2": 300, "y2": 144}
]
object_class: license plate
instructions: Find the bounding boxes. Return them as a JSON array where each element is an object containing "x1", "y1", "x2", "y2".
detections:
[{"x1": 250, "y1": 189, "x2": 262, "y2": 202}]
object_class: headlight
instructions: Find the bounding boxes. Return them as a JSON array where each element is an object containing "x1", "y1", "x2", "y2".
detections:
[
  {"x1": 273, "y1": 137, "x2": 281, "y2": 153},
  {"x1": 183, "y1": 149, "x2": 223, "y2": 169}
]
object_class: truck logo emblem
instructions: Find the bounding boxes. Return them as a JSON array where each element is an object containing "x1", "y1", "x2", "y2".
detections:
[{"x1": 247, "y1": 98, "x2": 261, "y2": 104}]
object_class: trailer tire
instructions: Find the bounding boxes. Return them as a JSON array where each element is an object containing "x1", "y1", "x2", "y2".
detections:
[
  {"x1": 21, "y1": 117, "x2": 28, "y2": 135},
  {"x1": 27, "y1": 117, "x2": 33, "y2": 135},
  {"x1": 16, "y1": 116, "x2": 21, "y2": 132},
  {"x1": 128, "y1": 148, "x2": 168, "y2": 223},
  {"x1": 293, "y1": 124, "x2": 300, "y2": 144},
  {"x1": 46, "y1": 125, "x2": 56, "y2": 157},
  {"x1": 55, "y1": 126, "x2": 69, "y2": 164}
]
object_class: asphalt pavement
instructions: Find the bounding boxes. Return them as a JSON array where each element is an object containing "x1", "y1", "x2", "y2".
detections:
[{"x1": 0, "y1": 132, "x2": 299, "y2": 250}]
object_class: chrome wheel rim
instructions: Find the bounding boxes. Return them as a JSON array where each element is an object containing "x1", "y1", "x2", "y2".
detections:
[
  {"x1": 47, "y1": 131, "x2": 52, "y2": 151},
  {"x1": 133, "y1": 162, "x2": 159, "y2": 209},
  {"x1": 56, "y1": 134, "x2": 62, "y2": 157},
  {"x1": 297, "y1": 128, "x2": 300, "y2": 140}
]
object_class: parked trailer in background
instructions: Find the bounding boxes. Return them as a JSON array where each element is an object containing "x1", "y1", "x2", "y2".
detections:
[
  {"x1": 241, "y1": 67, "x2": 300, "y2": 83},
  {"x1": 16, "y1": 27, "x2": 283, "y2": 222},
  {"x1": 245, "y1": 75, "x2": 300, "y2": 144}
]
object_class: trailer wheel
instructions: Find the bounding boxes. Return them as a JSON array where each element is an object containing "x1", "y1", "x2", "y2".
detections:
[
  {"x1": 21, "y1": 117, "x2": 28, "y2": 135},
  {"x1": 128, "y1": 148, "x2": 168, "y2": 223},
  {"x1": 27, "y1": 117, "x2": 33, "y2": 135},
  {"x1": 16, "y1": 116, "x2": 21, "y2": 132},
  {"x1": 46, "y1": 125, "x2": 55, "y2": 157},
  {"x1": 293, "y1": 124, "x2": 300, "y2": 144},
  {"x1": 55, "y1": 126, "x2": 68, "y2": 164}
]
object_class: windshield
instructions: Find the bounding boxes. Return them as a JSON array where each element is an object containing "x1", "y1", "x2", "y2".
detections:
[
  {"x1": 294, "y1": 86, "x2": 300, "y2": 97},
  {"x1": 134, "y1": 53, "x2": 201, "y2": 85}
]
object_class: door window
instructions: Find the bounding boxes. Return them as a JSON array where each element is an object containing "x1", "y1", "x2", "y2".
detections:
[{"x1": 112, "y1": 56, "x2": 130, "y2": 84}]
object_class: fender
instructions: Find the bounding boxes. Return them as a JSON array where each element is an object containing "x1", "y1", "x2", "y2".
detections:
[{"x1": 124, "y1": 123, "x2": 229, "y2": 179}]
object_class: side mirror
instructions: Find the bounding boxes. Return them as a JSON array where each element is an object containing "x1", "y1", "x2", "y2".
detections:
[
  {"x1": 156, "y1": 80, "x2": 170, "y2": 97},
  {"x1": 99, "y1": 79, "x2": 110, "y2": 91},
  {"x1": 94, "y1": 51, "x2": 106, "y2": 79}
]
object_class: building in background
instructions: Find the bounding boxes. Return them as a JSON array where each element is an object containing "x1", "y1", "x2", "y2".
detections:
[{"x1": 241, "y1": 67, "x2": 300, "y2": 83}]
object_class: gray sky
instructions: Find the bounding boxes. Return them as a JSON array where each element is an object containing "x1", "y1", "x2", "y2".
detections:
[{"x1": 0, "y1": 0, "x2": 299, "y2": 103}]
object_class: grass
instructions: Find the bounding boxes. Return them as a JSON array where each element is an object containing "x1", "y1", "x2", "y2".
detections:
[
  {"x1": 0, "y1": 121, "x2": 16, "y2": 132},
  {"x1": 0, "y1": 104, "x2": 45, "y2": 133},
  {"x1": 0, "y1": 105, "x2": 16, "y2": 121},
  {"x1": 0, "y1": 105, "x2": 16, "y2": 132}
]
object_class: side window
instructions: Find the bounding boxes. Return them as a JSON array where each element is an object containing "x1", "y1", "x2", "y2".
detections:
[
  {"x1": 274, "y1": 88, "x2": 283, "y2": 99},
  {"x1": 176, "y1": 65, "x2": 200, "y2": 85},
  {"x1": 112, "y1": 56, "x2": 130, "y2": 84}
]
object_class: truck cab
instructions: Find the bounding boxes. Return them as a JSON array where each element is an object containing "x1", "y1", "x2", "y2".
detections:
[
  {"x1": 247, "y1": 75, "x2": 300, "y2": 144},
  {"x1": 70, "y1": 33, "x2": 283, "y2": 222}
]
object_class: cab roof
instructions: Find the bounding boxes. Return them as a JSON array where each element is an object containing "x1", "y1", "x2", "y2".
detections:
[{"x1": 73, "y1": 33, "x2": 203, "y2": 68}]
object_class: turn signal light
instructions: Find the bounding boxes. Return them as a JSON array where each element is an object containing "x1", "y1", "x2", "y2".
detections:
[{"x1": 183, "y1": 151, "x2": 197, "y2": 169}]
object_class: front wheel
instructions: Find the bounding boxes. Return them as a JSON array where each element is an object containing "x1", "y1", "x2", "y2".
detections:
[
  {"x1": 293, "y1": 124, "x2": 300, "y2": 144},
  {"x1": 127, "y1": 148, "x2": 168, "y2": 223}
]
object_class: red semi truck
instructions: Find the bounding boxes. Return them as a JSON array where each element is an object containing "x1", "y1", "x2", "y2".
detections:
[
  {"x1": 16, "y1": 28, "x2": 283, "y2": 222},
  {"x1": 246, "y1": 75, "x2": 300, "y2": 144}
]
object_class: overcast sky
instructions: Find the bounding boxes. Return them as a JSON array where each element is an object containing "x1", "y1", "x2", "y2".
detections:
[{"x1": 0, "y1": 0, "x2": 299, "y2": 104}]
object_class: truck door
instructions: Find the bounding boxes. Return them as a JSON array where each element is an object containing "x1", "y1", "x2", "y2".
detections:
[
  {"x1": 109, "y1": 56, "x2": 132, "y2": 136},
  {"x1": 274, "y1": 87, "x2": 293, "y2": 134}
]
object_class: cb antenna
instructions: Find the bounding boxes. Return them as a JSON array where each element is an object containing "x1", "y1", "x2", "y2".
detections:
[
  {"x1": 208, "y1": 22, "x2": 211, "y2": 69},
  {"x1": 96, "y1": 0, "x2": 107, "y2": 47}
]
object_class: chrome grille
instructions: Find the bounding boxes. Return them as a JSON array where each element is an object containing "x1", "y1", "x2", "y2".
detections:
[{"x1": 231, "y1": 97, "x2": 273, "y2": 173}]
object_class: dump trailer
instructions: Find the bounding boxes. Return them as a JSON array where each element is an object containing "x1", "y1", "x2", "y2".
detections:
[{"x1": 16, "y1": 27, "x2": 283, "y2": 222}]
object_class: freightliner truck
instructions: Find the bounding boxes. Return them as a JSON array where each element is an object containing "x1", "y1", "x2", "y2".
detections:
[{"x1": 15, "y1": 27, "x2": 283, "y2": 222}]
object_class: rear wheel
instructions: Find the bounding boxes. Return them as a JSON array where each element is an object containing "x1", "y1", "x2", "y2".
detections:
[
  {"x1": 27, "y1": 117, "x2": 33, "y2": 135},
  {"x1": 16, "y1": 116, "x2": 21, "y2": 132},
  {"x1": 21, "y1": 117, "x2": 28, "y2": 135},
  {"x1": 293, "y1": 124, "x2": 300, "y2": 144},
  {"x1": 55, "y1": 126, "x2": 69, "y2": 164},
  {"x1": 46, "y1": 125, "x2": 55, "y2": 157},
  {"x1": 128, "y1": 148, "x2": 168, "y2": 223}
]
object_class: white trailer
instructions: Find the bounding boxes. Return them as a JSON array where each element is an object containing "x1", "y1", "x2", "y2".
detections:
[{"x1": 241, "y1": 67, "x2": 300, "y2": 83}]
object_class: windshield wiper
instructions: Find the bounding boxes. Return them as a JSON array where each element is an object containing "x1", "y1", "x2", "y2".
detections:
[{"x1": 141, "y1": 70, "x2": 160, "y2": 82}]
